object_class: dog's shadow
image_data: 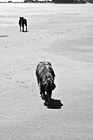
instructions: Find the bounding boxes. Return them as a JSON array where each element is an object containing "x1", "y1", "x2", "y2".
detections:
[{"x1": 46, "y1": 98, "x2": 63, "y2": 109}]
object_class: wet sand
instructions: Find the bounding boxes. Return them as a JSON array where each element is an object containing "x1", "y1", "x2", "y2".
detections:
[{"x1": 0, "y1": 3, "x2": 93, "y2": 140}]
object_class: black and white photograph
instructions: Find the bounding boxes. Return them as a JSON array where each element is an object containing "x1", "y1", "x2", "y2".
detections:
[{"x1": 0, "y1": 0, "x2": 93, "y2": 139}]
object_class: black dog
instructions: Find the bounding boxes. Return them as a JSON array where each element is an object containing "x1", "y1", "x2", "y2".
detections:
[
  {"x1": 36, "y1": 62, "x2": 56, "y2": 105},
  {"x1": 19, "y1": 17, "x2": 27, "y2": 32}
]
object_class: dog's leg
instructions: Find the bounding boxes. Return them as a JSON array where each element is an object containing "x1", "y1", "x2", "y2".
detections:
[
  {"x1": 40, "y1": 85, "x2": 45, "y2": 100},
  {"x1": 44, "y1": 90, "x2": 52, "y2": 106},
  {"x1": 26, "y1": 26, "x2": 27, "y2": 32},
  {"x1": 48, "y1": 90, "x2": 52, "y2": 101},
  {"x1": 22, "y1": 25, "x2": 24, "y2": 32},
  {"x1": 20, "y1": 25, "x2": 21, "y2": 32}
]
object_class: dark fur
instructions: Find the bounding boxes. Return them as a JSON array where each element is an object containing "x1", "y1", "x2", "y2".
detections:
[
  {"x1": 19, "y1": 17, "x2": 27, "y2": 32},
  {"x1": 36, "y1": 62, "x2": 56, "y2": 104}
]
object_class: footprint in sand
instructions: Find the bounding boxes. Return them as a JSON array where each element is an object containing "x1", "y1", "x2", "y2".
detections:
[
  {"x1": 0, "y1": 35, "x2": 8, "y2": 38},
  {"x1": 8, "y1": 77, "x2": 12, "y2": 80}
]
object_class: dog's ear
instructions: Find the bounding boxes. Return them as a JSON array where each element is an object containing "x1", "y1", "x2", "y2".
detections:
[
  {"x1": 20, "y1": 17, "x2": 22, "y2": 20},
  {"x1": 52, "y1": 83, "x2": 56, "y2": 90}
]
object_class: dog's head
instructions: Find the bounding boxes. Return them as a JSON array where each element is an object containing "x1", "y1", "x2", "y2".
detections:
[
  {"x1": 19, "y1": 17, "x2": 24, "y2": 25},
  {"x1": 20, "y1": 17, "x2": 24, "y2": 20},
  {"x1": 43, "y1": 78, "x2": 56, "y2": 92}
]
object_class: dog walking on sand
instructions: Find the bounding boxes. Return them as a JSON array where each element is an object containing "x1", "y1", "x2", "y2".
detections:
[
  {"x1": 19, "y1": 17, "x2": 27, "y2": 32},
  {"x1": 36, "y1": 62, "x2": 56, "y2": 106}
]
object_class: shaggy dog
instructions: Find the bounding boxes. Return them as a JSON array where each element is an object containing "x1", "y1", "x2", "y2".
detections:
[
  {"x1": 36, "y1": 62, "x2": 56, "y2": 105},
  {"x1": 19, "y1": 17, "x2": 27, "y2": 32}
]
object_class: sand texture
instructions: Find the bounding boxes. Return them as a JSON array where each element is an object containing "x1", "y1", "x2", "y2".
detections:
[{"x1": 0, "y1": 3, "x2": 93, "y2": 140}]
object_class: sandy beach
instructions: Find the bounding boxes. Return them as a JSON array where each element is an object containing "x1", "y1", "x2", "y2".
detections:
[{"x1": 0, "y1": 3, "x2": 93, "y2": 140}]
